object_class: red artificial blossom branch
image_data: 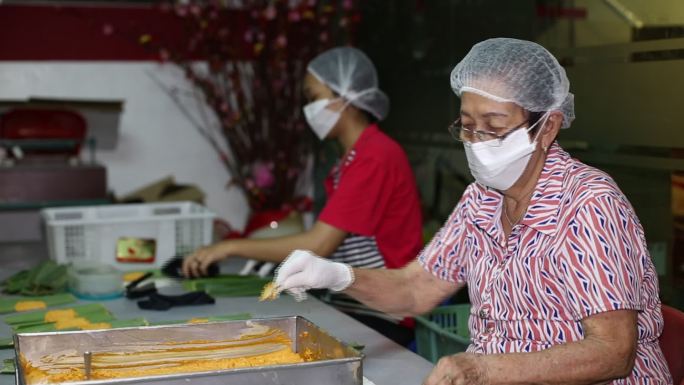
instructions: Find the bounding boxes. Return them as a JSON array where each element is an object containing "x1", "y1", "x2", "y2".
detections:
[{"x1": 151, "y1": 0, "x2": 360, "y2": 212}]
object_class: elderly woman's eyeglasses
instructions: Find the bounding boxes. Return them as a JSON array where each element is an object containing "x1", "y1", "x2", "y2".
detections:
[{"x1": 447, "y1": 118, "x2": 528, "y2": 147}]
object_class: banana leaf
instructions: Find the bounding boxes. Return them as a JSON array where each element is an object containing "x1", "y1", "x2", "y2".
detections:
[
  {"x1": 2, "y1": 261, "x2": 68, "y2": 296},
  {"x1": 0, "y1": 337, "x2": 12, "y2": 349},
  {"x1": 4, "y1": 303, "x2": 110, "y2": 326},
  {"x1": 346, "y1": 341, "x2": 366, "y2": 351},
  {"x1": 204, "y1": 285, "x2": 267, "y2": 297},
  {"x1": 17, "y1": 317, "x2": 149, "y2": 333},
  {"x1": 0, "y1": 293, "x2": 77, "y2": 314},
  {"x1": 0, "y1": 318, "x2": 149, "y2": 349},
  {"x1": 183, "y1": 275, "x2": 271, "y2": 297},
  {"x1": 13, "y1": 311, "x2": 115, "y2": 333},
  {"x1": 108, "y1": 318, "x2": 149, "y2": 329},
  {"x1": 1, "y1": 270, "x2": 29, "y2": 293},
  {"x1": 1, "y1": 358, "x2": 13, "y2": 375},
  {"x1": 182, "y1": 275, "x2": 272, "y2": 289}
]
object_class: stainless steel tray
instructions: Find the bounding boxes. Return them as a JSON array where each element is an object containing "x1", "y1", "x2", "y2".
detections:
[{"x1": 13, "y1": 316, "x2": 363, "y2": 385}]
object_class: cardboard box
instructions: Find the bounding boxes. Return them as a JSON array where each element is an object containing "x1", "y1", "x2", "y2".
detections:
[{"x1": 119, "y1": 176, "x2": 205, "y2": 204}]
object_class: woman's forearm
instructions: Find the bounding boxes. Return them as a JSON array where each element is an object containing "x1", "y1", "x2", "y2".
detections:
[
  {"x1": 223, "y1": 233, "x2": 318, "y2": 263},
  {"x1": 344, "y1": 268, "x2": 418, "y2": 316},
  {"x1": 344, "y1": 262, "x2": 460, "y2": 317},
  {"x1": 224, "y1": 221, "x2": 348, "y2": 263},
  {"x1": 482, "y1": 333, "x2": 635, "y2": 385}
]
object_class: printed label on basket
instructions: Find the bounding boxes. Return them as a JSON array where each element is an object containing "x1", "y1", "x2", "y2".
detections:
[{"x1": 116, "y1": 237, "x2": 156, "y2": 263}]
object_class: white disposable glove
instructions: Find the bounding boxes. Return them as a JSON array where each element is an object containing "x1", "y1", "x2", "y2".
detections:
[{"x1": 275, "y1": 250, "x2": 354, "y2": 301}]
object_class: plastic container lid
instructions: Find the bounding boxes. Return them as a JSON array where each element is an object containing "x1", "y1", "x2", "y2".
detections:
[{"x1": 67, "y1": 261, "x2": 124, "y2": 300}]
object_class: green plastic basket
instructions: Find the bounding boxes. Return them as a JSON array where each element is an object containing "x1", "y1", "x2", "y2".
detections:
[{"x1": 415, "y1": 304, "x2": 471, "y2": 363}]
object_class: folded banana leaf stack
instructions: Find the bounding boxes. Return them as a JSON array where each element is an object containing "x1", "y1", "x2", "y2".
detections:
[
  {"x1": 1, "y1": 261, "x2": 68, "y2": 296},
  {"x1": 182, "y1": 275, "x2": 272, "y2": 297},
  {"x1": 0, "y1": 312, "x2": 253, "y2": 352},
  {"x1": 4, "y1": 303, "x2": 112, "y2": 331},
  {"x1": 13, "y1": 317, "x2": 149, "y2": 334},
  {"x1": 0, "y1": 318, "x2": 148, "y2": 350},
  {"x1": 0, "y1": 293, "x2": 77, "y2": 314}
]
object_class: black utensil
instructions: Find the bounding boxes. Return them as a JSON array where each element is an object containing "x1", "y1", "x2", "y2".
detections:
[{"x1": 161, "y1": 256, "x2": 220, "y2": 279}]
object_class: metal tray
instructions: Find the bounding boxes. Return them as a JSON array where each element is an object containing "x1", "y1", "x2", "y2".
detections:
[{"x1": 13, "y1": 316, "x2": 363, "y2": 385}]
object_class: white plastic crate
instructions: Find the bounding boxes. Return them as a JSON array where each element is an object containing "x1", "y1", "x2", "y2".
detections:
[{"x1": 42, "y1": 202, "x2": 216, "y2": 270}]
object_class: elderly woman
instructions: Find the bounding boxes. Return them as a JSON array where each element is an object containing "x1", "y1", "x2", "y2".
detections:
[{"x1": 274, "y1": 38, "x2": 672, "y2": 384}]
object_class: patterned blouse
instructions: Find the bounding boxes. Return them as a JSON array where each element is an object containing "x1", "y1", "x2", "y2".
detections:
[{"x1": 419, "y1": 143, "x2": 671, "y2": 384}]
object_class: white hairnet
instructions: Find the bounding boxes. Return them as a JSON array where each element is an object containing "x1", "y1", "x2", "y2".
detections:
[
  {"x1": 307, "y1": 47, "x2": 389, "y2": 121},
  {"x1": 450, "y1": 38, "x2": 575, "y2": 128}
]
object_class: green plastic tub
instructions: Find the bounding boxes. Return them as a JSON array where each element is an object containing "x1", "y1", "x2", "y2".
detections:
[{"x1": 415, "y1": 304, "x2": 471, "y2": 363}]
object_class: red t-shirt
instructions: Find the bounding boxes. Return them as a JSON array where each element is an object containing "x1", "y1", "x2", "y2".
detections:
[{"x1": 319, "y1": 124, "x2": 423, "y2": 269}]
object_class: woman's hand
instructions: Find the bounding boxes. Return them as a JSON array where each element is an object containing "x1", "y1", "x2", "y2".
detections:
[
  {"x1": 182, "y1": 243, "x2": 232, "y2": 278},
  {"x1": 274, "y1": 250, "x2": 354, "y2": 300},
  {"x1": 423, "y1": 353, "x2": 489, "y2": 385}
]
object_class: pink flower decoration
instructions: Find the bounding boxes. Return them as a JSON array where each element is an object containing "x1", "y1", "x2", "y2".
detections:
[
  {"x1": 252, "y1": 162, "x2": 275, "y2": 189},
  {"x1": 102, "y1": 24, "x2": 114, "y2": 36},
  {"x1": 264, "y1": 5, "x2": 277, "y2": 20},
  {"x1": 276, "y1": 35, "x2": 287, "y2": 48},
  {"x1": 343, "y1": 0, "x2": 353, "y2": 10},
  {"x1": 288, "y1": 10, "x2": 301, "y2": 22},
  {"x1": 175, "y1": 5, "x2": 188, "y2": 17},
  {"x1": 244, "y1": 31, "x2": 253, "y2": 43},
  {"x1": 159, "y1": 49, "x2": 170, "y2": 62}
]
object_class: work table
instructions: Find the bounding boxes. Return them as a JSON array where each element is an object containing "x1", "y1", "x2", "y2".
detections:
[{"x1": 0, "y1": 256, "x2": 434, "y2": 385}]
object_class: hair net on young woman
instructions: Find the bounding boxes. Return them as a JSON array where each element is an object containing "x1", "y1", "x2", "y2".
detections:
[
  {"x1": 450, "y1": 38, "x2": 575, "y2": 128},
  {"x1": 307, "y1": 47, "x2": 390, "y2": 121}
]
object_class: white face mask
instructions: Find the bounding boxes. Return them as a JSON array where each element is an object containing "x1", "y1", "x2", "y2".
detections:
[
  {"x1": 464, "y1": 113, "x2": 549, "y2": 191},
  {"x1": 303, "y1": 98, "x2": 347, "y2": 140}
]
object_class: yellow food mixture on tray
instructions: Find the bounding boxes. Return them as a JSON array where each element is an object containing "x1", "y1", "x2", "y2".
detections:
[
  {"x1": 14, "y1": 301, "x2": 47, "y2": 312},
  {"x1": 44, "y1": 309, "x2": 76, "y2": 323},
  {"x1": 21, "y1": 324, "x2": 306, "y2": 384},
  {"x1": 259, "y1": 281, "x2": 280, "y2": 301},
  {"x1": 38, "y1": 308, "x2": 111, "y2": 331}
]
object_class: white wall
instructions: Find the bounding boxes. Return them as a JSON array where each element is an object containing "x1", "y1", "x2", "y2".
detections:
[
  {"x1": 538, "y1": 0, "x2": 684, "y2": 50},
  {"x1": 0, "y1": 62, "x2": 251, "y2": 229}
]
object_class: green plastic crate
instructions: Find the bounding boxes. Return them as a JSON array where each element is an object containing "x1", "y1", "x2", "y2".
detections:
[{"x1": 415, "y1": 304, "x2": 471, "y2": 363}]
